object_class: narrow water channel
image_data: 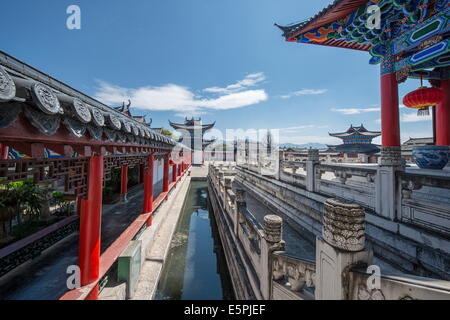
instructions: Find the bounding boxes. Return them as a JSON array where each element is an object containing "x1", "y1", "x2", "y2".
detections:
[{"x1": 155, "y1": 181, "x2": 235, "y2": 300}]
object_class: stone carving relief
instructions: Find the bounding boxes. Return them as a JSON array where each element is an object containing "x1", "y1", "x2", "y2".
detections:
[
  {"x1": 272, "y1": 254, "x2": 316, "y2": 292},
  {"x1": 132, "y1": 124, "x2": 140, "y2": 136},
  {"x1": 264, "y1": 215, "x2": 282, "y2": 243},
  {"x1": 24, "y1": 106, "x2": 60, "y2": 135},
  {"x1": 116, "y1": 132, "x2": 127, "y2": 143},
  {"x1": 31, "y1": 83, "x2": 61, "y2": 115},
  {"x1": 123, "y1": 121, "x2": 132, "y2": 134},
  {"x1": 72, "y1": 99, "x2": 92, "y2": 123},
  {"x1": 323, "y1": 198, "x2": 366, "y2": 252},
  {"x1": 0, "y1": 66, "x2": 16, "y2": 102},
  {"x1": 63, "y1": 118, "x2": 86, "y2": 138},
  {"x1": 91, "y1": 107, "x2": 105, "y2": 127},
  {"x1": 0, "y1": 103, "x2": 22, "y2": 128},
  {"x1": 87, "y1": 125, "x2": 103, "y2": 141},
  {"x1": 357, "y1": 284, "x2": 385, "y2": 300},
  {"x1": 107, "y1": 114, "x2": 122, "y2": 131},
  {"x1": 380, "y1": 146, "x2": 403, "y2": 167}
]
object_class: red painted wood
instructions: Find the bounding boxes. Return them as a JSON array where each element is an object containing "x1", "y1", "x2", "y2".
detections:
[
  {"x1": 78, "y1": 155, "x2": 104, "y2": 300},
  {"x1": 381, "y1": 73, "x2": 400, "y2": 147},
  {"x1": 0, "y1": 114, "x2": 171, "y2": 155},
  {"x1": 288, "y1": 0, "x2": 370, "y2": 38},
  {"x1": 144, "y1": 154, "x2": 154, "y2": 227},
  {"x1": 163, "y1": 154, "x2": 170, "y2": 193},
  {"x1": 0, "y1": 144, "x2": 8, "y2": 160},
  {"x1": 172, "y1": 164, "x2": 177, "y2": 183},
  {"x1": 60, "y1": 161, "x2": 185, "y2": 301},
  {"x1": 437, "y1": 79, "x2": 450, "y2": 146}
]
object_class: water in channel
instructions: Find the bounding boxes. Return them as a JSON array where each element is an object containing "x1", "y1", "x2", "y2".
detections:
[{"x1": 155, "y1": 181, "x2": 235, "y2": 300}]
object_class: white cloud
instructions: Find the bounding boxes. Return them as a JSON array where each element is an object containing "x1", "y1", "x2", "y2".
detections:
[
  {"x1": 401, "y1": 111, "x2": 432, "y2": 123},
  {"x1": 278, "y1": 125, "x2": 329, "y2": 134},
  {"x1": 94, "y1": 74, "x2": 268, "y2": 115},
  {"x1": 376, "y1": 111, "x2": 433, "y2": 123},
  {"x1": 331, "y1": 107, "x2": 380, "y2": 115},
  {"x1": 203, "y1": 72, "x2": 266, "y2": 94},
  {"x1": 280, "y1": 89, "x2": 327, "y2": 99},
  {"x1": 279, "y1": 135, "x2": 337, "y2": 145}
]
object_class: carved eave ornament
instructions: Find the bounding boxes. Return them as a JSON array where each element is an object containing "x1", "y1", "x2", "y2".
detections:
[{"x1": 0, "y1": 65, "x2": 179, "y2": 148}]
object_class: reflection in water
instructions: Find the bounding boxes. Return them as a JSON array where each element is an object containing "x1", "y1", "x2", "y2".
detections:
[{"x1": 155, "y1": 182, "x2": 234, "y2": 300}]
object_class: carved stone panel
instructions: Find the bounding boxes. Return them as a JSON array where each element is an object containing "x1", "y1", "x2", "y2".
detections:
[
  {"x1": 0, "y1": 102, "x2": 22, "y2": 128},
  {"x1": 0, "y1": 66, "x2": 16, "y2": 102},
  {"x1": 63, "y1": 118, "x2": 86, "y2": 138},
  {"x1": 72, "y1": 99, "x2": 92, "y2": 123},
  {"x1": 323, "y1": 198, "x2": 366, "y2": 252},
  {"x1": 31, "y1": 82, "x2": 61, "y2": 115},
  {"x1": 104, "y1": 128, "x2": 117, "y2": 142},
  {"x1": 264, "y1": 215, "x2": 283, "y2": 243},
  {"x1": 122, "y1": 120, "x2": 132, "y2": 134},
  {"x1": 107, "y1": 114, "x2": 121, "y2": 130},
  {"x1": 132, "y1": 124, "x2": 140, "y2": 136},
  {"x1": 24, "y1": 106, "x2": 60, "y2": 135},
  {"x1": 91, "y1": 107, "x2": 105, "y2": 127},
  {"x1": 87, "y1": 125, "x2": 103, "y2": 141},
  {"x1": 379, "y1": 146, "x2": 403, "y2": 167}
]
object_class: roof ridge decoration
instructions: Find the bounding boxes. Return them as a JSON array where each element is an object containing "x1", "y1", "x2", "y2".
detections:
[{"x1": 0, "y1": 56, "x2": 178, "y2": 149}]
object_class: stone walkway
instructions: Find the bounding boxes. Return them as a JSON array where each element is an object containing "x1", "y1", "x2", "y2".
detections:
[
  {"x1": 132, "y1": 176, "x2": 192, "y2": 300},
  {"x1": 0, "y1": 180, "x2": 164, "y2": 300}
]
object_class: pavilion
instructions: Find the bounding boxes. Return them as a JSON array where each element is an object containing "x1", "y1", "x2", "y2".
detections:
[
  {"x1": 327, "y1": 124, "x2": 381, "y2": 154},
  {"x1": 0, "y1": 50, "x2": 192, "y2": 300},
  {"x1": 169, "y1": 118, "x2": 216, "y2": 165},
  {"x1": 276, "y1": 0, "x2": 450, "y2": 165}
]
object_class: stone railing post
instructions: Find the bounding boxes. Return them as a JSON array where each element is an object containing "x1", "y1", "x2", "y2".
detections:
[
  {"x1": 261, "y1": 215, "x2": 284, "y2": 300},
  {"x1": 224, "y1": 177, "x2": 232, "y2": 209},
  {"x1": 306, "y1": 149, "x2": 319, "y2": 192},
  {"x1": 315, "y1": 199, "x2": 372, "y2": 300},
  {"x1": 234, "y1": 189, "x2": 246, "y2": 235},
  {"x1": 376, "y1": 147, "x2": 405, "y2": 220}
]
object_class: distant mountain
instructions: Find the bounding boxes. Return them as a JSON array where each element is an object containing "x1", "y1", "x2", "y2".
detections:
[{"x1": 279, "y1": 143, "x2": 327, "y2": 149}]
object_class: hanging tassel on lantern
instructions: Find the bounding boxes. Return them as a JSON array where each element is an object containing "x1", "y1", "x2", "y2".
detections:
[{"x1": 417, "y1": 107, "x2": 430, "y2": 116}]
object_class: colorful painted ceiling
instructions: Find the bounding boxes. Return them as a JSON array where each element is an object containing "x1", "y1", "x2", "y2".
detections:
[{"x1": 276, "y1": 0, "x2": 450, "y2": 68}]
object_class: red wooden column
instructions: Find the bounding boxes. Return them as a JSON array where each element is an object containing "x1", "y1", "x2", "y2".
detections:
[
  {"x1": 78, "y1": 155, "x2": 104, "y2": 300},
  {"x1": 436, "y1": 79, "x2": 450, "y2": 146},
  {"x1": 120, "y1": 165, "x2": 128, "y2": 202},
  {"x1": 0, "y1": 143, "x2": 9, "y2": 160},
  {"x1": 381, "y1": 72, "x2": 401, "y2": 147},
  {"x1": 143, "y1": 154, "x2": 154, "y2": 227},
  {"x1": 163, "y1": 154, "x2": 170, "y2": 193},
  {"x1": 172, "y1": 163, "x2": 177, "y2": 184}
]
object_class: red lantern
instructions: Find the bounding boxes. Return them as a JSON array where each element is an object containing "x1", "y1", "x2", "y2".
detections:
[{"x1": 403, "y1": 86, "x2": 444, "y2": 116}]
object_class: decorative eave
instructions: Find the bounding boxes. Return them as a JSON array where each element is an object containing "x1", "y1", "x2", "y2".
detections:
[
  {"x1": 0, "y1": 51, "x2": 178, "y2": 156},
  {"x1": 275, "y1": 0, "x2": 450, "y2": 58},
  {"x1": 329, "y1": 124, "x2": 381, "y2": 138},
  {"x1": 275, "y1": 0, "x2": 370, "y2": 40},
  {"x1": 169, "y1": 120, "x2": 216, "y2": 132},
  {"x1": 326, "y1": 143, "x2": 380, "y2": 154}
]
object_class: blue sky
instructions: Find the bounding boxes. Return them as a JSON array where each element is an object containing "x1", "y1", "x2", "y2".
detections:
[{"x1": 1, "y1": 0, "x2": 433, "y2": 145}]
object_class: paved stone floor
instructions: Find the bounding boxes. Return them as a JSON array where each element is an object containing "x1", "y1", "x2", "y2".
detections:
[{"x1": 0, "y1": 180, "x2": 164, "y2": 300}]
